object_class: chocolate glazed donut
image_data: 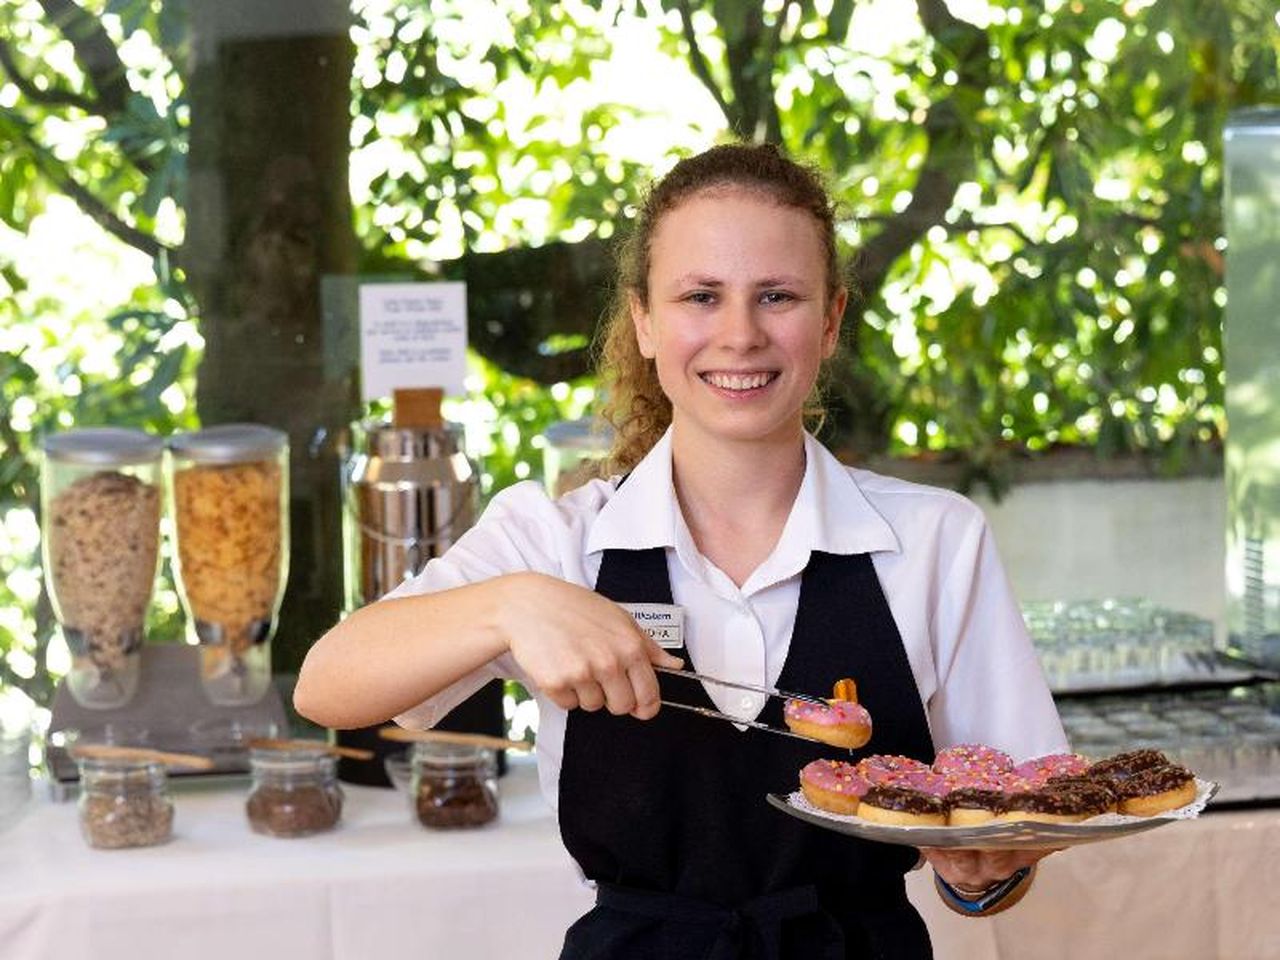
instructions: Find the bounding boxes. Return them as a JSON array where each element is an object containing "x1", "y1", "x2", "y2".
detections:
[
  {"x1": 1044, "y1": 775, "x2": 1119, "y2": 808},
  {"x1": 943, "y1": 788, "x2": 1007, "y2": 826},
  {"x1": 999, "y1": 780, "x2": 1113, "y2": 823},
  {"x1": 1086, "y1": 749, "x2": 1170, "y2": 782},
  {"x1": 857, "y1": 785, "x2": 947, "y2": 826},
  {"x1": 1111, "y1": 764, "x2": 1198, "y2": 816}
]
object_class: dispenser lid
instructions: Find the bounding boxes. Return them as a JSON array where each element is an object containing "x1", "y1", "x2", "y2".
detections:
[
  {"x1": 169, "y1": 424, "x2": 288, "y2": 464},
  {"x1": 393, "y1": 388, "x2": 444, "y2": 429},
  {"x1": 42, "y1": 427, "x2": 164, "y2": 466}
]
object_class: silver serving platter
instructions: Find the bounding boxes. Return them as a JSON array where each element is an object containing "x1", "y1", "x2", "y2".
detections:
[{"x1": 766, "y1": 779, "x2": 1218, "y2": 850}]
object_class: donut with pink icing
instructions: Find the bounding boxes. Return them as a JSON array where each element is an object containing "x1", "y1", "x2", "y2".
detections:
[
  {"x1": 932, "y1": 744, "x2": 1014, "y2": 778},
  {"x1": 1012, "y1": 753, "x2": 1091, "y2": 788},
  {"x1": 783, "y1": 698, "x2": 872, "y2": 749},
  {"x1": 799, "y1": 759, "x2": 870, "y2": 815},
  {"x1": 999, "y1": 773, "x2": 1037, "y2": 795},
  {"x1": 940, "y1": 767, "x2": 1011, "y2": 794},
  {"x1": 900, "y1": 770, "x2": 951, "y2": 798},
  {"x1": 855, "y1": 754, "x2": 931, "y2": 785}
]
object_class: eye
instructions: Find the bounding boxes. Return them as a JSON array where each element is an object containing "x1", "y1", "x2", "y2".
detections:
[
  {"x1": 760, "y1": 290, "x2": 795, "y2": 305},
  {"x1": 682, "y1": 290, "x2": 716, "y2": 305}
]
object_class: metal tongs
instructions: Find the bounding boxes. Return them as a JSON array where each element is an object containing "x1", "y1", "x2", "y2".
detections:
[{"x1": 654, "y1": 665, "x2": 835, "y2": 744}]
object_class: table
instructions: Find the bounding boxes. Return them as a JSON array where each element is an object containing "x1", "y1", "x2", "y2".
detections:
[
  {"x1": 3, "y1": 758, "x2": 593, "y2": 960},
  {"x1": 2, "y1": 759, "x2": 1277, "y2": 960}
]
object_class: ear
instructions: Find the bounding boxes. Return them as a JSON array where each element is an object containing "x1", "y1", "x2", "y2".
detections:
[
  {"x1": 821, "y1": 287, "x2": 847, "y2": 359},
  {"x1": 630, "y1": 292, "x2": 657, "y2": 359}
]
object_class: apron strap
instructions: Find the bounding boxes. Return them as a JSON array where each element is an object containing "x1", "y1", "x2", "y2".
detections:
[{"x1": 595, "y1": 883, "x2": 845, "y2": 960}]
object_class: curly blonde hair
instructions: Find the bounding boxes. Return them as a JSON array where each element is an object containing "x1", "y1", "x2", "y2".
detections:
[{"x1": 595, "y1": 142, "x2": 848, "y2": 475}]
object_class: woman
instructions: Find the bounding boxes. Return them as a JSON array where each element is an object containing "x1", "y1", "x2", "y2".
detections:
[{"x1": 295, "y1": 142, "x2": 1068, "y2": 958}]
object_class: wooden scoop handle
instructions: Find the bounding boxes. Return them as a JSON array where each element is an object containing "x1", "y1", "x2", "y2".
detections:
[
  {"x1": 69, "y1": 744, "x2": 216, "y2": 770},
  {"x1": 246, "y1": 737, "x2": 374, "y2": 761},
  {"x1": 377, "y1": 726, "x2": 531, "y2": 752}
]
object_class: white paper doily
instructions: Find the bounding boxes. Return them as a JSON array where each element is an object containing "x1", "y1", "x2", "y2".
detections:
[{"x1": 767, "y1": 778, "x2": 1217, "y2": 850}]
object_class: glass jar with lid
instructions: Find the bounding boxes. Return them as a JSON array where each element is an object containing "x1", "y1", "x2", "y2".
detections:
[
  {"x1": 245, "y1": 747, "x2": 343, "y2": 837},
  {"x1": 410, "y1": 742, "x2": 499, "y2": 829},
  {"x1": 41, "y1": 428, "x2": 164, "y2": 710},
  {"x1": 167, "y1": 424, "x2": 289, "y2": 706},
  {"x1": 77, "y1": 756, "x2": 174, "y2": 849}
]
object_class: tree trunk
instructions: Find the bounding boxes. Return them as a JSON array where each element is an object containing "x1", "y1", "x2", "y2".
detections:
[{"x1": 184, "y1": 1, "x2": 358, "y2": 674}]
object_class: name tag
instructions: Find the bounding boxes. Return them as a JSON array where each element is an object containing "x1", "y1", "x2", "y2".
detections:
[{"x1": 619, "y1": 603, "x2": 684, "y2": 649}]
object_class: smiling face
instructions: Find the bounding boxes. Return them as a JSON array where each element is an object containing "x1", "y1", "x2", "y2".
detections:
[{"x1": 631, "y1": 186, "x2": 846, "y2": 451}]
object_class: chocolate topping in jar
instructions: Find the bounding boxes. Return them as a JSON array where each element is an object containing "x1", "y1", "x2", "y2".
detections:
[
  {"x1": 415, "y1": 776, "x2": 499, "y2": 828},
  {"x1": 245, "y1": 748, "x2": 343, "y2": 838},
  {"x1": 410, "y1": 743, "x2": 499, "y2": 829},
  {"x1": 246, "y1": 783, "x2": 342, "y2": 837},
  {"x1": 860, "y1": 785, "x2": 945, "y2": 816}
]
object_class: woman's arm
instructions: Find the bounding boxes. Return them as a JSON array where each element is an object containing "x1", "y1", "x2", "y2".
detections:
[{"x1": 293, "y1": 571, "x2": 682, "y2": 729}]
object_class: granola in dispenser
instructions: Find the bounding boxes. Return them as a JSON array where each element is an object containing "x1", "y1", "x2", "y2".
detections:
[{"x1": 47, "y1": 471, "x2": 160, "y2": 685}]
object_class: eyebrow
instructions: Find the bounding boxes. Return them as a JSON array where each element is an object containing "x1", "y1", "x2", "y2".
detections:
[{"x1": 671, "y1": 274, "x2": 804, "y2": 288}]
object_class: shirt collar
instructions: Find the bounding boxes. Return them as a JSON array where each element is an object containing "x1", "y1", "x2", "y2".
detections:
[
  {"x1": 585, "y1": 429, "x2": 901, "y2": 575},
  {"x1": 795, "y1": 431, "x2": 901, "y2": 557},
  {"x1": 586, "y1": 428, "x2": 681, "y2": 555}
]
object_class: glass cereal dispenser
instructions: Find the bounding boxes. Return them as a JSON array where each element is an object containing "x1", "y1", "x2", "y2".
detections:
[
  {"x1": 168, "y1": 424, "x2": 289, "y2": 706},
  {"x1": 41, "y1": 427, "x2": 164, "y2": 710}
]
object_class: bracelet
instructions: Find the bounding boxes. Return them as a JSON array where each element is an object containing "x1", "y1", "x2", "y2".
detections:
[{"x1": 934, "y1": 866, "x2": 1033, "y2": 917}]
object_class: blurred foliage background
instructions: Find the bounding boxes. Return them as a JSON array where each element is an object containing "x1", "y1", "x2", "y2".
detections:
[{"x1": 1, "y1": 0, "x2": 1278, "y2": 712}]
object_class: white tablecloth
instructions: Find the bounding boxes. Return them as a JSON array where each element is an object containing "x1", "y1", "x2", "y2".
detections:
[
  {"x1": 2, "y1": 759, "x2": 1276, "y2": 960},
  {"x1": 3, "y1": 758, "x2": 594, "y2": 960}
]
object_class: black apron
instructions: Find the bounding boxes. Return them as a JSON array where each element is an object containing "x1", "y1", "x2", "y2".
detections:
[{"x1": 558, "y1": 545, "x2": 936, "y2": 960}]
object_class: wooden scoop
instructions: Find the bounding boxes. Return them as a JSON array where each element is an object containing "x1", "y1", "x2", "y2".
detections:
[
  {"x1": 377, "y1": 726, "x2": 532, "y2": 753},
  {"x1": 69, "y1": 744, "x2": 216, "y2": 771},
  {"x1": 246, "y1": 737, "x2": 374, "y2": 761}
]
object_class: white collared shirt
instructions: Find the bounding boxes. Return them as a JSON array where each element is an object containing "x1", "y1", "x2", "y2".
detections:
[{"x1": 391, "y1": 429, "x2": 1068, "y2": 809}]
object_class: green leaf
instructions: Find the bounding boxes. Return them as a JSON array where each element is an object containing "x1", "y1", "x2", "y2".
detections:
[{"x1": 138, "y1": 345, "x2": 187, "y2": 406}]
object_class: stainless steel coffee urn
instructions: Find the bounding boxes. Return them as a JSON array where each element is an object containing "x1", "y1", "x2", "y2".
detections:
[{"x1": 336, "y1": 388, "x2": 505, "y2": 784}]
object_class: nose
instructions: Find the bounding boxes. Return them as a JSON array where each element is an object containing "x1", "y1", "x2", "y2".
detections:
[{"x1": 715, "y1": 296, "x2": 767, "y2": 351}]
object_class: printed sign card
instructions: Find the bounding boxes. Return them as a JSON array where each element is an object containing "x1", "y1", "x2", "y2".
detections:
[{"x1": 358, "y1": 281, "x2": 467, "y2": 401}]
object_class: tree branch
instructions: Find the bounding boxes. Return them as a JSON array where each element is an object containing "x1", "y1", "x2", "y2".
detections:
[
  {"x1": 14, "y1": 124, "x2": 172, "y2": 259},
  {"x1": 36, "y1": 0, "x2": 132, "y2": 116},
  {"x1": 757, "y1": 0, "x2": 792, "y2": 143},
  {"x1": 676, "y1": 0, "x2": 735, "y2": 128},
  {"x1": 0, "y1": 38, "x2": 97, "y2": 112},
  {"x1": 34, "y1": 0, "x2": 162, "y2": 177},
  {"x1": 861, "y1": 212, "x2": 1040, "y2": 249},
  {"x1": 852, "y1": 0, "x2": 989, "y2": 298}
]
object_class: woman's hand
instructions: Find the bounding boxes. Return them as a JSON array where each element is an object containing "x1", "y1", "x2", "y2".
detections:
[
  {"x1": 920, "y1": 846, "x2": 1058, "y2": 894},
  {"x1": 497, "y1": 572, "x2": 684, "y2": 720}
]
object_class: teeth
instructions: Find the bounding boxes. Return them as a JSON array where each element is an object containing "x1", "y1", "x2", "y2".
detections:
[{"x1": 703, "y1": 372, "x2": 774, "y2": 391}]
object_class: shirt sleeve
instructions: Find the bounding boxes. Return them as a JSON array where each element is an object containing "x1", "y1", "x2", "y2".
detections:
[
  {"x1": 926, "y1": 503, "x2": 1070, "y2": 761},
  {"x1": 383, "y1": 479, "x2": 585, "y2": 729}
]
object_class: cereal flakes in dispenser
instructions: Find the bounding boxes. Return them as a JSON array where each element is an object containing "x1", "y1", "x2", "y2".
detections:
[
  {"x1": 168, "y1": 424, "x2": 289, "y2": 706},
  {"x1": 41, "y1": 428, "x2": 164, "y2": 710}
]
